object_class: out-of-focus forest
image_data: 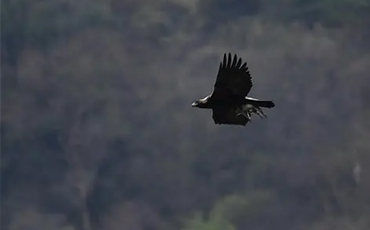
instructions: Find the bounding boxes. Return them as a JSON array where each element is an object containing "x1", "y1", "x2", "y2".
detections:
[{"x1": 1, "y1": 0, "x2": 370, "y2": 229}]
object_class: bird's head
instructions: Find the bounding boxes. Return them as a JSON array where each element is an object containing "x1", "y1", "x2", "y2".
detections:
[{"x1": 191, "y1": 96, "x2": 210, "y2": 108}]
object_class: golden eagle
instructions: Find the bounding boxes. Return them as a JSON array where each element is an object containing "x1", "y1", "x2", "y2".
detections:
[{"x1": 192, "y1": 53, "x2": 275, "y2": 126}]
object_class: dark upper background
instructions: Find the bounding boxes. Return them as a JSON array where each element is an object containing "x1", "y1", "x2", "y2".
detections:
[{"x1": 1, "y1": 0, "x2": 370, "y2": 230}]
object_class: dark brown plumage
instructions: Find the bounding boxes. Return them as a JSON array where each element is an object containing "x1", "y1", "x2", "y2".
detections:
[{"x1": 192, "y1": 53, "x2": 275, "y2": 126}]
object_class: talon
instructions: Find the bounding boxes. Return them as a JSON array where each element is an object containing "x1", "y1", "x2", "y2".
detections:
[
  {"x1": 255, "y1": 111, "x2": 264, "y2": 119},
  {"x1": 238, "y1": 111, "x2": 251, "y2": 121},
  {"x1": 254, "y1": 107, "x2": 267, "y2": 119},
  {"x1": 260, "y1": 111, "x2": 267, "y2": 118}
]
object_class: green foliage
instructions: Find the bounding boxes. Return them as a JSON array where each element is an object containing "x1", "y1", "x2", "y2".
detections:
[
  {"x1": 182, "y1": 193, "x2": 273, "y2": 230},
  {"x1": 182, "y1": 211, "x2": 236, "y2": 230}
]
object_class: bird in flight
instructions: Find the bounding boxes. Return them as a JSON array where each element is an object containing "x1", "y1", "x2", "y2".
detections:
[{"x1": 192, "y1": 53, "x2": 275, "y2": 126}]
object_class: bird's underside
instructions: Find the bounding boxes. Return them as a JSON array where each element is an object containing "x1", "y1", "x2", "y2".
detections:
[
  {"x1": 192, "y1": 53, "x2": 275, "y2": 126},
  {"x1": 212, "y1": 102, "x2": 268, "y2": 126},
  {"x1": 236, "y1": 103, "x2": 267, "y2": 120}
]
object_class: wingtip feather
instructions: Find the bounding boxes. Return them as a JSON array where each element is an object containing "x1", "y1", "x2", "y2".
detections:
[
  {"x1": 227, "y1": 53, "x2": 232, "y2": 68},
  {"x1": 236, "y1": 58, "x2": 242, "y2": 68},
  {"x1": 220, "y1": 53, "x2": 249, "y2": 73},
  {"x1": 231, "y1": 54, "x2": 237, "y2": 67}
]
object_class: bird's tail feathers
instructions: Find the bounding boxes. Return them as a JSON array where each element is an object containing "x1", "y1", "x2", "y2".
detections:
[{"x1": 250, "y1": 100, "x2": 275, "y2": 108}]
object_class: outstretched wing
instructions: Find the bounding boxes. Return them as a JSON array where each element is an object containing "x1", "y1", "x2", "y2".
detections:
[
  {"x1": 212, "y1": 53, "x2": 253, "y2": 100},
  {"x1": 212, "y1": 107, "x2": 249, "y2": 126}
]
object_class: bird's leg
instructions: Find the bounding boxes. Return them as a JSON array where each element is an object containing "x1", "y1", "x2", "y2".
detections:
[
  {"x1": 256, "y1": 107, "x2": 267, "y2": 118},
  {"x1": 255, "y1": 111, "x2": 264, "y2": 119},
  {"x1": 244, "y1": 107, "x2": 258, "y2": 119},
  {"x1": 236, "y1": 108, "x2": 243, "y2": 117},
  {"x1": 248, "y1": 106, "x2": 266, "y2": 119},
  {"x1": 247, "y1": 107, "x2": 259, "y2": 118},
  {"x1": 237, "y1": 111, "x2": 251, "y2": 120},
  {"x1": 236, "y1": 107, "x2": 252, "y2": 121},
  {"x1": 246, "y1": 111, "x2": 251, "y2": 120}
]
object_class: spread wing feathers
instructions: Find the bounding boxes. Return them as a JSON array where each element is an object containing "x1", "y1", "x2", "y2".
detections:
[
  {"x1": 212, "y1": 107, "x2": 249, "y2": 126},
  {"x1": 213, "y1": 53, "x2": 253, "y2": 98}
]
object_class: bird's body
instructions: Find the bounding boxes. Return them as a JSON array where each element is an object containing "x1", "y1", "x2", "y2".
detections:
[{"x1": 192, "y1": 53, "x2": 275, "y2": 126}]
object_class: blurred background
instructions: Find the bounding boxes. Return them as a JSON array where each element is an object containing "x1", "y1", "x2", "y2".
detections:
[{"x1": 1, "y1": 0, "x2": 370, "y2": 230}]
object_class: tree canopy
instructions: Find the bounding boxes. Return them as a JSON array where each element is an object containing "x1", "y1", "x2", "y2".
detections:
[{"x1": 2, "y1": 1, "x2": 370, "y2": 230}]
